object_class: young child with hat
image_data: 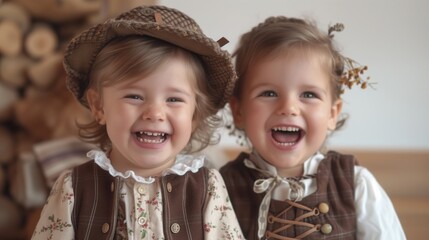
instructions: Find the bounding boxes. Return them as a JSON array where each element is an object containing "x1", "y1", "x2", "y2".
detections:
[
  {"x1": 32, "y1": 5, "x2": 243, "y2": 239},
  {"x1": 220, "y1": 16, "x2": 405, "y2": 239}
]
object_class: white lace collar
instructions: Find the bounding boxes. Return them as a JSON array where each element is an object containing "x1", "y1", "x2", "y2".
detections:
[{"x1": 87, "y1": 149, "x2": 205, "y2": 184}]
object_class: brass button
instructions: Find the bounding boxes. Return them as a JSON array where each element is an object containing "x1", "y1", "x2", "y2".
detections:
[
  {"x1": 170, "y1": 223, "x2": 180, "y2": 233},
  {"x1": 321, "y1": 223, "x2": 332, "y2": 234},
  {"x1": 110, "y1": 182, "x2": 115, "y2": 192},
  {"x1": 318, "y1": 202, "x2": 329, "y2": 214},
  {"x1": 101, "y1": 223, "x2": 110, "y2": 233},
  {"x1": 137, "y1": 186, "x2": 146, "y2": 194},
  {"x1": 167, "y1": 182, "x2": 172, "y2": 192},
  {"x1": 138, "y1": 217, "x2": 146, "y2": 226}
]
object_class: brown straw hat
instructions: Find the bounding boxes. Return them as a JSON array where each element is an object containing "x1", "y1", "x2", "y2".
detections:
[{"x1": 64, "y1": 5, "x2": 236, "y2": 110}]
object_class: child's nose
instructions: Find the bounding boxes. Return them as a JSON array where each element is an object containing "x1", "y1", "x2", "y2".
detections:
[
  {"x1": 142, "y1": 103, "x2": 165, "y2": 121},
  {"x1": 277, "y1": 98, "x2": 299, "y2": 116}
]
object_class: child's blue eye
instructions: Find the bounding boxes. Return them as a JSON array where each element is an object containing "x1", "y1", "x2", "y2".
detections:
[
  {"x1": 125, "y1": 95, "x2": 142, "y2": 100},
  {"x1": 302, "y1": 92, "x2": 317, "y2": 98},
  {"x1": 167, "y1": 97, "x2": 183, "y2": 103},
  {"x1": 259, "y1": 90, "x2": 277, "y2": 97}
]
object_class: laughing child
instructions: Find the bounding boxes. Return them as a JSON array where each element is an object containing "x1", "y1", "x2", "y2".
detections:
[
  {"x1": 32, "y1": 5, "x2": 243, "y2": 240},
  {"x1": 220, "y1": 16, "x2": 405, "y2": 239}
]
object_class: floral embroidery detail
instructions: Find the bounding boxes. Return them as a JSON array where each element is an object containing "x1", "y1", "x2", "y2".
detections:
[
  {"x1": 207, "y1": 183, "x2": 220, "y2": 199},
  {"x1": 204, "y1": 222, "x2": 216, "y2": 232},
  {"x1": 146, "y1": 191, "x2": 161, "y2": 211},
  {"x1": 128, "y1": 228, "x2": 134, "y2": 238},
  {"x1": 60, "y1": 176, "x2": 72, "y2": 204},
  {"x1": 39, "y1": 214, "x2": 72, "y2": 240},
  {"x1": 207, "y1": 171, "x2": 221, "y2": 199},
  {"x1": 151, "y1": 233, "x2": 165, "y2": 240},
  {"x1": 61, "y1": 192, "x2": 73, "y2": 205},
  {"x1": 141, "y1": 228, "x2": 147, "y2": 239},
  {"x1": 116, "y1": 201, "x2": 128, "y2": 239},
  {"x1": 233, "y1": 227, "x2": 244, "y2": 239},
  {"x1": 214, "y1": 204, "x2": 233, "y2": 220},
  {"x1": 220, "y1": 222, "x2": 243, "y2": 240},
  {"x1": 139, "y1": 211, "x2": 149, "y2": 239},
  {"x1": 204, "y1": 170, "x2": 244, "y2": 239},
  {"x1": 135, "y1": 187, "x2": 150, "y2": 239}
]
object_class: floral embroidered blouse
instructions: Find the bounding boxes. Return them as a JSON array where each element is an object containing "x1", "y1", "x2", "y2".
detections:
[{"x1": 31, "y1": 150, "x2": 244, "y2": 240}]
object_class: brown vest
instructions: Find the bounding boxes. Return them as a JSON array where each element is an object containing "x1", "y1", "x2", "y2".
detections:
[
  {"x1": 220, "y1": 151, "x2": 357, "y2": 240},
  {"x1": 71, "y1": 161, "x2": 208, "y2": 240}
]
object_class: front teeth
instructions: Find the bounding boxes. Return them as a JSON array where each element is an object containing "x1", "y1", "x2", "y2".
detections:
[
  {"x1": 139, "y1": 131, "x2": 165, "y2": 137},
  {"x1": 139, "y1": 138, "x2": 163, "y2": 143},
  {"x1": 136, "y1": 131, "x2": 166, "y2": 143},
  {"x1": 273, "y1": 127, "x2": 300, "y2": 132},
  {"x1": 277, "y1": 142, "x2": 295, "y2": 146}
]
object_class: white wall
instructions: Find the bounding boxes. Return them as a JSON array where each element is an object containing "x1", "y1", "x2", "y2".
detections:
[{"x1": 160, "y1": 0, "x2": 429, "y2": 150}]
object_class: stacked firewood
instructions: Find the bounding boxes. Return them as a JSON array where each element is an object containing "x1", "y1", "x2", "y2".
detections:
[{"x1": 0, "y1": 0, "x2": 155, "y2": 238}]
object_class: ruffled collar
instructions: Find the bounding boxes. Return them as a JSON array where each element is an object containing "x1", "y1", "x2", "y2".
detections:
[{"x1": 87, "y1": 149, "x2": 205, "y2": 184}]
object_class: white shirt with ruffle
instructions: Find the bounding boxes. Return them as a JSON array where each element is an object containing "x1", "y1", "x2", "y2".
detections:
[{"x1": 246, "y1": 151, "x2": 406, "y2": 240}]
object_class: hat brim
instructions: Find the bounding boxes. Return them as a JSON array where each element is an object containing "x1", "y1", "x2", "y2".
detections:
[{"x1": 64, "y1": 17, "x2": 236, "y2": 110}]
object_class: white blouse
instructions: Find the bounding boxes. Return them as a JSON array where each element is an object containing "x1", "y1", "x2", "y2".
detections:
[
  {"x1": 31, "y1": 150, "x2": 244, "y2": 240},
  {"x1": 246, "y1": 151, "x2": 406, "y2": 240}
]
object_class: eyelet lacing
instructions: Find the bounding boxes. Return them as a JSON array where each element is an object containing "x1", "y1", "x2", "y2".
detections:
[{"x1": 264, "y1": 199, "x2": 321, "y2": 240}]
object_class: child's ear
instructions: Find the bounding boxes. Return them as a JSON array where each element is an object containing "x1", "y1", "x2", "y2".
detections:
[
  {"x1": 328, "y1": 99, "x2": 343, "y2": 130},
  {"x1": 229, "y1": 96, "x2": 244, "y2": 129},
  {"x1": 86, "y1": 89, "x2": 106, "y2": 125}
]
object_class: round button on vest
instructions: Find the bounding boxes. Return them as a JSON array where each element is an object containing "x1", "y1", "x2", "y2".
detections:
[
  {"x1": 170, "y1": 223, "x2": 180, "y2": 233},
  {"x1": 321, "y1": 223, "x2": 333, "y2": 234},
  {"x1": 318, "y1": 202, "x2": 329, "y2": 214},
  {"x1": 101, "y1": 223, "x2": 110, "y2": 233},
  {"x1": 167, "y1": 182, "x2": 172, "y2": 192}
]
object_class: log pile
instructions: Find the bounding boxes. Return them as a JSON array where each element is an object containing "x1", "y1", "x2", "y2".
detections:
[{"x1": 0, "y1": 0, "x2": 156, "y2": 238}]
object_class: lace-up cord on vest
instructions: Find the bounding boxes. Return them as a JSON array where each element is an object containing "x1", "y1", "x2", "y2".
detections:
[
  {"x1": 243, "y1": 158, "x2": 317, "y2": 238},
  {"x1": 265, "y1": 199, "x2": 321, "y2": 240}
]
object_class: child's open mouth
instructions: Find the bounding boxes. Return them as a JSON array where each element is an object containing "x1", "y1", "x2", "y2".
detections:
[
  {"x1": 135, "y1": 131, "x2": 168, "y2": 144},
  {"x1": 271, "y1": 127, "x2": 303, "y2": 146}
]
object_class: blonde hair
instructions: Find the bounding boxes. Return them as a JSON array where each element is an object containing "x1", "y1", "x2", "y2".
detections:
[
  {"x1": 78, "y1": 36, "x2": 220, "y2": 152},
  {"x1": 233, "y1": 16, "x2": 346, "y2": 129}
]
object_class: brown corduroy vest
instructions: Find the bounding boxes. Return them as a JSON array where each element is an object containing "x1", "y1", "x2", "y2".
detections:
[
  {"x1": 220, "y1": 151, "x2": 357, "y2": 240},
  {"x1": 71, "y1": 161, "x2": 208, "y2": 240}
]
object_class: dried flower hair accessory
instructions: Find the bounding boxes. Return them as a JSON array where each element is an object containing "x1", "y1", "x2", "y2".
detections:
[
  {"x1": 339, "y1": 57, "x2": 374, "y2": 94},
  {"x1": 329, "y1": 23, "x2": 374, "y2": 94}
]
